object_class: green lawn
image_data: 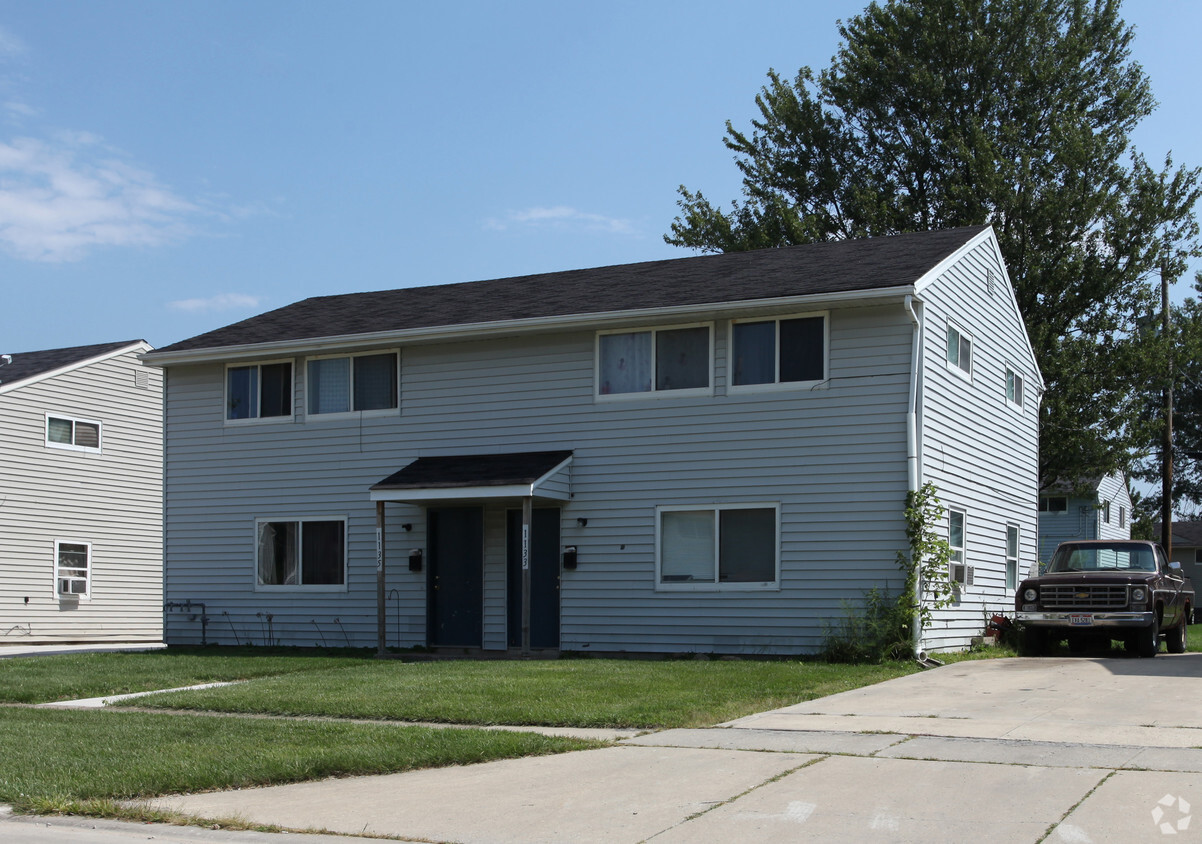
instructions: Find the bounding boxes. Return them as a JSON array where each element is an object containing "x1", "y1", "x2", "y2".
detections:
[
  {"x1": 0, "y1": 647, "x2": 366, "y2": 704},
  {"x1": 134, "y1": 657, "x2": 919, "y2": 729},
  {"x1": 0, "y1": 706, "x2": 596, "y2": 811}
]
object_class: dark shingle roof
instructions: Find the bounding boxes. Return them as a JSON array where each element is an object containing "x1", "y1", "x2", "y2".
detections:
[
  {"x1": 372, "y1": 451, "x2": 574, "y2": 491},
  {"x1": 0, "y1": 340, "x2": 144, "y2": 390},
  {"x1": 155, "y1": 226, "x2": 989, "y2": 355}
]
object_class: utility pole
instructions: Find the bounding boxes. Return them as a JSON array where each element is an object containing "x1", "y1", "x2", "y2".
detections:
[{"x1": 1162, "y1": 265, "x2": 1174, "y2": 559}]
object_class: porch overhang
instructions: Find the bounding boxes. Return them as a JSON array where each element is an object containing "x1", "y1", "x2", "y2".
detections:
[{"x1": 369, "y1": 450, "x2": 573, "y2": 503}]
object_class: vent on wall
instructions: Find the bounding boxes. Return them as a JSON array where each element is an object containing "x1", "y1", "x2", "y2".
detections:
[
  {"x1": 986, "y1": 269, "x2": 997, "y2": 296},
  {"x1": 134, "y1": 369, "x2": 150, "y2": 389}
]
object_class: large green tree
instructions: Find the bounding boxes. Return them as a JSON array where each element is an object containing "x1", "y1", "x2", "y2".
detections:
[{"x1": 667, "y1": 0, "x2": 1200, "y2": 485}]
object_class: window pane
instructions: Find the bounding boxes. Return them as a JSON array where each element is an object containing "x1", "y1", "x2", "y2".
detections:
[
  {"x1": 1006, "y1": 525, "x2": 1019, "y2": 558},
  {"x1": 48, "y1": 417, "x2": 73, "y2": 443},
  {"x1": 946, "y1": 327, "x2": 960, "y2": 366},
  {"x1": 302, "y1": 521, "x2": 345, "y2": 585},
  {"x1": 959, "y1": 336, "x2": 972, "y2": 373},
  {"x1": 599, "y1": 332, "x2": 652, "y2": 394},
  {"x1": 260, "y1": 363, "x2": 292, "y2": 417},
  {"x1": 227, "y1": 366, "x2": 258, "y2": 419},
  {"x1": 779, "y1": 317, "x2": 824, "y2": 383},
  {"x1": 949, "y1": 511, "x2": 964, "y2": 563},
  {"x1": 661, "y1": 510, "x2": 714, "y2": 582},
  {"x1": 309, "y1": 358, "x2": 350, "y2": 414},
  {"x1": 656, "y1": 327, "x2": 709, "y2": 390},
  {"x1": 719, "y1": 508, "x2": 776, "y2": 582},
  {"x1": 732, "y1": 321, "x2": 775, "y2": 385},
  {"x1": 74, "y1": 422, "x2": 99, "y2": 449},
  {"x1": 58, "y1": 543, "x2": 89, "y2": 570},
  {"x1": 257, "y1": 521, "x2": 298, "y2": 585},
  {"x1": 1006, "y1": 560, "x2": 1017, "y2": 590},
  {"x1": 354, "y1": 353, "x2": 398, "y2": 410}
]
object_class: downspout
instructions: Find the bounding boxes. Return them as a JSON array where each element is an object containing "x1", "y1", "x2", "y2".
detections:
[{"x1": 903, "y1": 295, "x2": 925, "y2": 656}]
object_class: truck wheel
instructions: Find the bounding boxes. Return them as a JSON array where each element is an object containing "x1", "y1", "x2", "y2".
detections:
[
  {"x1": 1166, "y1": 616, "x2": 1188, "y2": 654},
  {"x1": 1136, "y1": 615, "x2": 1160, "y2": 658},
  {"x1": 1021, "y1": 627, "x2": 1048, "y2": 656}
]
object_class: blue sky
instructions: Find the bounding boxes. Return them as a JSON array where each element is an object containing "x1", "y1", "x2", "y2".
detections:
[{"x1": 0, "y1": 0, "x2": 1198, "y2": 354}]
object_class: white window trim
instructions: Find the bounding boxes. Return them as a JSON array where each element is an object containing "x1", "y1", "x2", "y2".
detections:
[
  {"x1": 253, "y1": 516, "x2": 349, "y2": 592},
  {"x1": 945, "y1": 321, "x2": 973, "y2": 381},
  {"x1": 948, "y1": 507, "x2": 971, "y2": 588},
  {"x1": 1005, "y1": 365, "x2": 1024, "y2": 410},
  {"x1": 303, "y1": 350, "x2": 401, "y2": 421},
  {"x1": 45, "y1": 412, "x2": 102, "y2": 453},
  {"x1": 54, "y1": 539, "x2": 91, "y2": 599},
  {"x1": 655, "y1": 502, "x2": 780, "y2": 591},
  {"x1": 224, "y1": 359, "x2": 295, "y2": 426},
  {"x1": 1005, "y1": 524, "x2": 1020, "y2": 591},
  {"x1": 1102, "y1": 500, "x2": 1111, "y2": 524},
  {"x1": 595, "y1": 322, "x2": 714, "y2": 401},
  {"x1": 728, "y1": 311, "x2": 830, "y2": 393}
]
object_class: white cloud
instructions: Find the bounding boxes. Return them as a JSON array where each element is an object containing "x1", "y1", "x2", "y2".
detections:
[
  {"x1": 167, "y1": 293, "x2": 263, "y2": 313},
  {"x1": 485, "y1": 205, "x2": 638, "y2": 236},
  {"x1": 0, "y1": 134, "x2": 206, "y2": 262}
]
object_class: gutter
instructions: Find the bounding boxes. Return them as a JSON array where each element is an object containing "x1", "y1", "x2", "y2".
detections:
[{"x1": 903, "y1": 294, "x2": 925, "y2": 656}]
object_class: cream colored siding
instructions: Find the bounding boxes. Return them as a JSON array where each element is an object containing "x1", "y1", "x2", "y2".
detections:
[{"x1": 0, "y1": 347, "x2": 163, "y2": 644}]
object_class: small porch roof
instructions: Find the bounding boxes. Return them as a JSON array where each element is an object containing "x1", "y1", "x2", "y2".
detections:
[{"x1": 369, "y1": 450, "x2": 573, "y2": 503}]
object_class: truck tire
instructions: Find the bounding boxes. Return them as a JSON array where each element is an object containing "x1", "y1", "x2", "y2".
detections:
[
  {"x1": 1166, "y1": 615, "x2": 1188, "y2": 654},
  {"x1": 1136, "y1": 615, "x2": 1160, "y2": 658}
]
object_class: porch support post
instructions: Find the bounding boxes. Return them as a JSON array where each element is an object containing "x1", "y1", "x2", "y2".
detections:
[
  {"x1": 376, "y1": 501, "x2": 386, "y2": 657},
  {"x1": 521, "y1": 495, "x2": 532, "y2": 655}
]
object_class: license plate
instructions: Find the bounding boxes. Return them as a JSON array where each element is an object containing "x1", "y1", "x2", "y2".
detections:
[{"x1": 1070, "y1": 614, "x2": 1093, "y2": 626}]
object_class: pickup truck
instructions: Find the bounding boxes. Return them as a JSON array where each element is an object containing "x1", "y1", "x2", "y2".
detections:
[{"x1": 1015, "y1": 540, "x2": 1193, "y2": 657}]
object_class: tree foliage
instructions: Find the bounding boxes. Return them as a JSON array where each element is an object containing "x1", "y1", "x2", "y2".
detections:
[{"x1": 666, "y1": 0, "x2": 1201, "y2": 484}]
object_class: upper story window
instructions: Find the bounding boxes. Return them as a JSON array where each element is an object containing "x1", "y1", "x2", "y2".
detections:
[
  {"x1": 1119, "y1": 506, "x2": 1126, "y2": 528},
  {"x1": 1006, "y1": 367, "x2": 1024, "y2": 408},
  {"x1": 256, "y1": 517, "x2": 347, "y2": 589},
  {"x1": 55, "y1": 540, "x2": 90, "y2": 597},
  {"x1": 1039, "y1": 497, "x2": 1068, "y2": 513},
  {"x1": 731, "y1": 313, "x2": 827, "y2": 389},
  {"x1": 46, "y1": 414, "x2": 101, "y2": 453},
  {"x1": 597, "y1": 324, "x2": 711, "y2": 397},
  {"x1": 1102, "y1": 501, "x2": 1111, "y2": 524},
  {"x1": 226, "y1": 361, "x2": 293, "y2": 421},
  {"x1": 946, "y1": 322, "x2": 973, "y2": 377},
  {"x1": 657, "y1": 504, "x2": 779, "y2": 590},
  {"x1": 307, "y1": 352, "x2": 398, "y2": 415}
]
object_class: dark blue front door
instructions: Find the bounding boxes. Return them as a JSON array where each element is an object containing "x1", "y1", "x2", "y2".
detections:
[{"x1": 427, "y1": 507, "x2": 483, "y2": 647}]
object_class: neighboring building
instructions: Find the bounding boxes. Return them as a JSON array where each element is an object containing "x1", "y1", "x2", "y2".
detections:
[
  {"x1": 1037, "y1": 474, "x2": 1132, "y2": 565},
  {"x1": 0, "y1": 341, "x2": 163, "y2": 645},
  {"x1": 144, "y1": 225, "x2": 1042, "y2": 655},
  {"x1": 1161, "y1": 521, "x2": 1202, "y2": 595}
]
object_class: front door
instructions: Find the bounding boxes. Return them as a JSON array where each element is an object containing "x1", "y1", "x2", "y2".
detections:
[
  {"x1": 427, "y1": 506, "x2": 484, "y2": 647},
  {"x1": 506, "y1": 508, "x2": 561, "y2": 649}
]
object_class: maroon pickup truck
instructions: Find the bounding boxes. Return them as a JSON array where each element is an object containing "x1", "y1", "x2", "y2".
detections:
[{"x1": 1015, "y1": 540, "x2": 1193, "y2": 657}]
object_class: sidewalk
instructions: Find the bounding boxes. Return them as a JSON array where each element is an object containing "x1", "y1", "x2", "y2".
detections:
[{"x1": 135, "y1": 656, "x2": 1202, "y2": 843}]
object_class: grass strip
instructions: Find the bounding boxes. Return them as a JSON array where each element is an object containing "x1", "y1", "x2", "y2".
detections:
[
  {"x1": 0, "y1": 647, "x2": 368, "y2": 704},
  {"x1": 0, "y1": 706, "x2": 599, "y2": 811},
  {"x1": 136, "y1": 658, "x2": 918, "y2": 729}
]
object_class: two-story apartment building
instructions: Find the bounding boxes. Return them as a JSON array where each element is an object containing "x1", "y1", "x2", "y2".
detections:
[
  {"x1": 0, "y1": 340, "x2": 163, "y2": 645},
  {"x1": 143, "y1": 225, "x2": 1041, "y2": 655}
]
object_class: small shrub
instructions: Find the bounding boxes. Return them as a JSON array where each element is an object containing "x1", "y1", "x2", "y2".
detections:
[{"x1": 822, "y1": 586, "x2": 914, "y2": 663}]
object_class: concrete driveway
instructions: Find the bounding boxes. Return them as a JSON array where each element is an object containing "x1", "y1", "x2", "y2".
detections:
[{"x1": 7, "y1": 654, "x2": 1202, "y2": 843}]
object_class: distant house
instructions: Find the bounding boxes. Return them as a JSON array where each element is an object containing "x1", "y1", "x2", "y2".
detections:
[
  {"x1": 1162, "y1": 522, "x2": 1202, "y2": 595},
  {"x1": 1037, "y1": 473, "x2": 1132, "y2": 564},
  {"x1": 0, "y1": 341, "x2": 163, "y2": 645},
  {"x1": 143, "y1": 225, "x2": 1042, "y2": 655}
]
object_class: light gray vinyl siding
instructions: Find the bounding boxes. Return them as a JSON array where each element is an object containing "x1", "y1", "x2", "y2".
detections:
[
  {"x1": 162, "y1": 304, "x2": 916, "y2": 654},
  {"x1": 0, "y1": 348, "x2": 163, "y2": 644},
  {"x1": 917, "y1": 238, "x2": 1041, "y2": 651},
  {"x1": 1096, "y1": 473, "x2": 1132, "y2": 542}
]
